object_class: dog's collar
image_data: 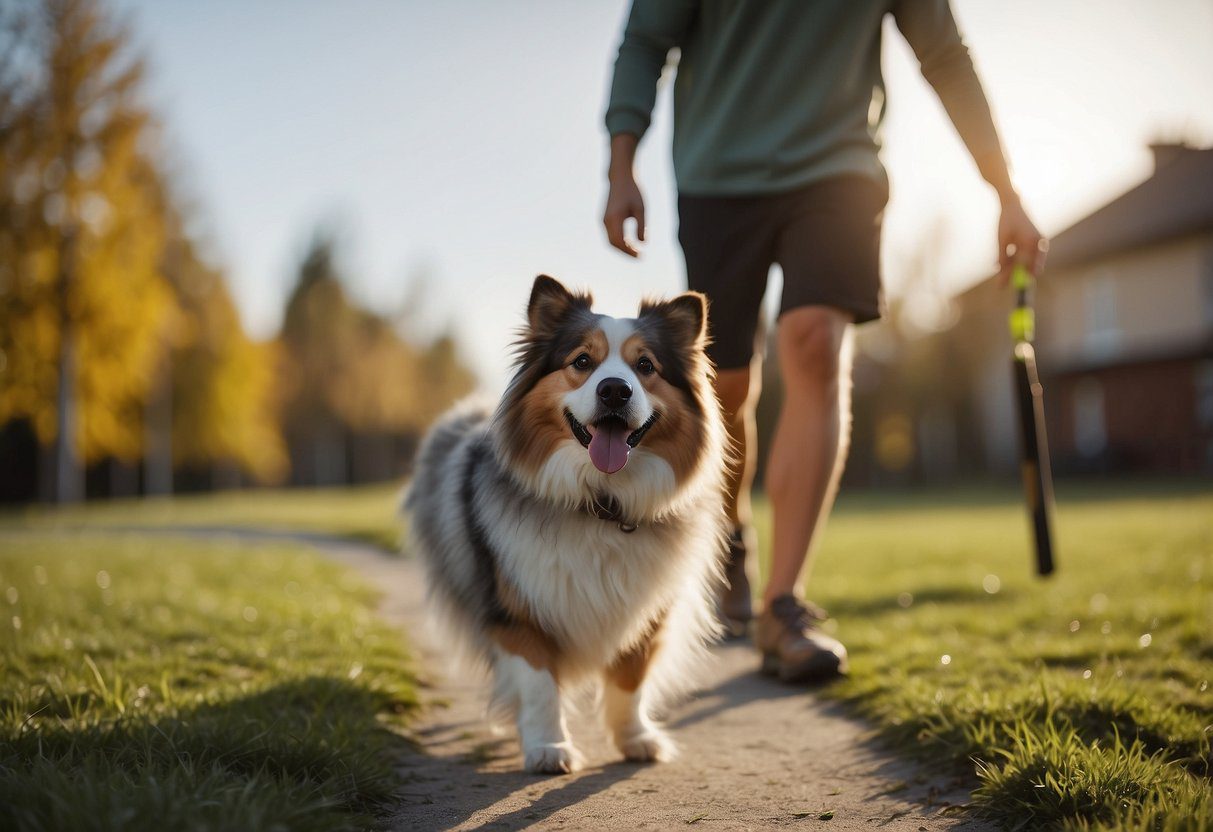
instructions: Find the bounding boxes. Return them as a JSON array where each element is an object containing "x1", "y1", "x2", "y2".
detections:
[{"x1": 580, "y1": 494, "x2": 637, "y2": 533}]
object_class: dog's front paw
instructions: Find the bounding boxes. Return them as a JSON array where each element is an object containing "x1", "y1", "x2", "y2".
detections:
[
  {"x1": 524, "y1": 742, "x2": 581, "y2": 775},
  {"x1": 618, "y1": 729, "x2": 676, "y2": 763}
]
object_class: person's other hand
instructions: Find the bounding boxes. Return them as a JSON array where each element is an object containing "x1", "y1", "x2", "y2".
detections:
[
  {"x1": 603, "y1": 174, "x2": 646, "y2": 258},
  {"x1": 998, "y1": 195, "x2": 1047, "y2": 282}
]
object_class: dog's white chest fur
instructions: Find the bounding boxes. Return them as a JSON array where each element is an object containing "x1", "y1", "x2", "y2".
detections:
[{"x1": 485, "y1": 507, "x2": 693, "y2": 665}]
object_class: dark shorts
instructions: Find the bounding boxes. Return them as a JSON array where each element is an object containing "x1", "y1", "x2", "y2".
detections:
[{"x1": 677, "y1": 175, "x2": 888, "y2": 370}]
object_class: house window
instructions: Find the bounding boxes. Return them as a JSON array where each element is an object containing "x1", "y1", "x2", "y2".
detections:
[
  {"x1": 1197, "y1": 361, "x2": 1213, "y2": 429},
  {"x1": 1204, "y1": 246, "x2": 1213, "y2": 328},
  {"x1": 1084, "y1": 272, "x2": 1121, "y2": 359},
  {"x1": 1073, "y1": 376, "x2": 1107, "y2": 458}
]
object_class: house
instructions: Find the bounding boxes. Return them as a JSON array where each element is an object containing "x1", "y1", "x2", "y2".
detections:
[
  {"x1": 1035, "y1": 144, "x2": 1213, "y2": 473},
  {"x1": 838, "y1": 143, "x2": 1213, "y2": 484},
  {"x1": 942, "y1": 143, "x2": 1213, "y2": 478}
]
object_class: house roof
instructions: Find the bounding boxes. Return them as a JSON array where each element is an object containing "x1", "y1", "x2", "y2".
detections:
[{"x1": 1045, "y1": 145, "x2": 1213, "y2": 271}]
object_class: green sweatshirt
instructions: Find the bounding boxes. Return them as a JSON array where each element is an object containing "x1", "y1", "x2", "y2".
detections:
[{"x1": 605, "y1": 0, "x2": 1012, "y2": 197}]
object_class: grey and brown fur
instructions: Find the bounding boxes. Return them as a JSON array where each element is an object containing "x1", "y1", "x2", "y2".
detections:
[{"x1": 404, "y1": 275, "x2": 729, "y2": 774}]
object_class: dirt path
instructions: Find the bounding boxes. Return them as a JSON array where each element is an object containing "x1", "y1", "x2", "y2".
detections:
[
  {"x1": 18, "y1": 525, "x2": 986, "y2": 830},
  {"x1": 314, "y1": 536, "x2": 989, "y2": 832}
]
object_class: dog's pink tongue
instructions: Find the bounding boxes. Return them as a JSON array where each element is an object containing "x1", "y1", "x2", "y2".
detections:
[{"x1": 588, "y1": 421, "x2": 630, "y2": 474}]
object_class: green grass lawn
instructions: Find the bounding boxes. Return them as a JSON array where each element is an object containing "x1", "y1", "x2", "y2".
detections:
[
  {"x1": 3, "y1": 479, "x2": 1210, "y2": 830},
  {"x1": 0, "y1": 532, "x2": 417, "y2": 831},
  {"x1": 3, "y1": 483, "x2": 403, "y2": 551},
  {"x1": 751, "y1": 481, "x2": 1212, "y2": 831}
]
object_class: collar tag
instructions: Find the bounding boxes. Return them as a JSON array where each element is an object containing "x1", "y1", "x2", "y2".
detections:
[{"x1": 583, "y1": 494, "x2": 638, "y2": 532}]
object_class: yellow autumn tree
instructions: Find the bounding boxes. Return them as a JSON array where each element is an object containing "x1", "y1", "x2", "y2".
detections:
[
  {"x1": 0, "y1": 0, "x2": 171, "y2": 500},
  {"x1": 155, "y1": 217, "x2": 288, "y2": 486}
]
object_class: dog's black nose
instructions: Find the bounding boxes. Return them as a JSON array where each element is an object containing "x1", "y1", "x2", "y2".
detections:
[{"x1": 596, "y1": 377, "x2": 632, "y2": 410}]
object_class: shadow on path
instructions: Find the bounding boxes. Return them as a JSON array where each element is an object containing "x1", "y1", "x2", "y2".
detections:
[{"x1": 10, "y1": 523, "x2": 988, "y2": 830}]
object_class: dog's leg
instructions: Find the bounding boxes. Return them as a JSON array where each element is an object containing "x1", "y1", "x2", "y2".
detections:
[
  {"x1": 604, "y1": 633, "x2": 674, "y2": 762},
  {"x1": 604, "y1": 680, "x2": 674, "y2": 762},
  {"x1": 495, "y1": 651, "x2": 579, "y2": 774}
]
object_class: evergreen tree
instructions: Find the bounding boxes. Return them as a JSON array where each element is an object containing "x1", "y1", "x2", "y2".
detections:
[
  {"x1": 279, "y1": 230, "x2": 361, "y2": 484},
  {"x1": 279, "y1": 230, "x2": 475, "y2": 484}
]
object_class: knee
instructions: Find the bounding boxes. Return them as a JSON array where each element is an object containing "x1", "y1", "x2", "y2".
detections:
[
  {"x1": 778, "y1": 308, "x2": 848, "y2": 389},
  {"x1": 714, "y1": 366, "x2": 755, "y2": 420}
]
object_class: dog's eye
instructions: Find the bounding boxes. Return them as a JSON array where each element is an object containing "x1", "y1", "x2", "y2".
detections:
[
  {"x1": 636, "y1": 356, "x2": 655, "y2": 376},
  {"x1": 572, "y1": 353, "x2": 592, "y2": 371}
]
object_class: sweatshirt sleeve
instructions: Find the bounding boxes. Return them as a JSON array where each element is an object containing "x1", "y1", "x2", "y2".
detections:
[
  {"x1": 604, "y1": 0, "x2": 697, "y2": 140},
  {"x1": 892, "y1": 0, "x2": 1014, "y2": 196}
]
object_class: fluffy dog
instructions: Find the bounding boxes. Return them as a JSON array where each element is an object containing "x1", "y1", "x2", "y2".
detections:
[{"x1": 405, "y1": 274, "x2": 728, "y2": 774}]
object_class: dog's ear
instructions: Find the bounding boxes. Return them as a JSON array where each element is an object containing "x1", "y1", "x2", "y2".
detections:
[
  {"x1": 527, "y1": 274, "x2": 591, "y2": 334},
  {"x1": 639, "y1": 291, "x2": 708, "y2": 351}
]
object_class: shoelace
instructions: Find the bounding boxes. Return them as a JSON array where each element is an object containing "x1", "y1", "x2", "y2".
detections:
[{"x1": 773, "y1": 598, "x2": 828, "y2": 629}]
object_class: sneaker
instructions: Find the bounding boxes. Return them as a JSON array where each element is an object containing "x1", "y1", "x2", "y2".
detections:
[
  {"x1": 754, "y1": 594, "x2": 848, "y2": 682},
  {"x1": 717, "y1": 527, "x2": 754, "y2": 638}
]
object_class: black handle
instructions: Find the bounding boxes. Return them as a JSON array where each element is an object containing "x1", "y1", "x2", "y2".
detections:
[{"x1": 1013, "y1": 342, "x2": 1056, "y2": 576}]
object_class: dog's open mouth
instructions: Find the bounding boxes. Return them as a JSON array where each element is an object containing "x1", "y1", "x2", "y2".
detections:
[{"x1": 564, "y1": 410, "x2": 659, "y2": 475}]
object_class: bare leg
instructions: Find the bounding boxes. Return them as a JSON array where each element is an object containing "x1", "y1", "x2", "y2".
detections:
[
  {"x1": 714, "y1": 357, "x2": 762, "y2": 529},
  {"x1": 762, "y1": 306, "x2": 853, "y2": 605},
  {"x1": 714, "y1": 359, "x2": 763, "y2": 629}
]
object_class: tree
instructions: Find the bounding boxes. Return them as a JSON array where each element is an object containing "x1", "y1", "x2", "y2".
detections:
[
  {"x1": 0, "y1": 0, "x2": 171, "y2": 501},
  {"x1": 161, "y1": 224, "x2": 288, "y2": 487},
  {"x1": 279, "y1": 230, "x2": 475, "y2": 484},
  {"x1": 278, "y1": 231, "x2": 356, "y2": 484}
]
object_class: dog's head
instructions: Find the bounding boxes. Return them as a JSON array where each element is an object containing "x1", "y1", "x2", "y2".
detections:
[{"x1": 494, "y1": 275, "x2": 722, "y2": 513}]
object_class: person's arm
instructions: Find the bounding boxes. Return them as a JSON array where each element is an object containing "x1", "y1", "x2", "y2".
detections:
[
  {"x1": 605, "y1": 133, "x2": 644, "y2": 256},
  {"x1": 603, "y1": 1, "x2": 695, "y2": 257},
  {"x1": 892, "y1": 0, "x2": 1046, "y2": 277}
]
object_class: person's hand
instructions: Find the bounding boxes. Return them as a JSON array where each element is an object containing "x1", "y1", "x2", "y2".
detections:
[
  {"x1": 997, "y1": 194, "x2": 1047, "y2": 282},
  {"x1": 603, "y1": 173, "x2": 646, "y2": 258}
]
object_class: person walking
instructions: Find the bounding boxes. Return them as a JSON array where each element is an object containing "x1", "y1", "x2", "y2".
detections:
[{"x1": 603, "y1": 0, "x2": 1046, "y2": 682}]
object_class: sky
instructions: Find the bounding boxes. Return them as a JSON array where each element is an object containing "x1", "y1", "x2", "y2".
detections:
[{"x1": 115, "y1": 0, "x2": 1213, "y2": 390}]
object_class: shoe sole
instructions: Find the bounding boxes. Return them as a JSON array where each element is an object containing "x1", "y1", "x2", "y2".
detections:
[{"x1": 760, "y1": 650, "x2": 846, "y2": 683}]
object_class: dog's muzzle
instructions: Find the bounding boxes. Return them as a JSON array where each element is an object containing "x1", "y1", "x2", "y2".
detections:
[{"x1": 564, "y1": 409, "x2": 660, "y2": 474}]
